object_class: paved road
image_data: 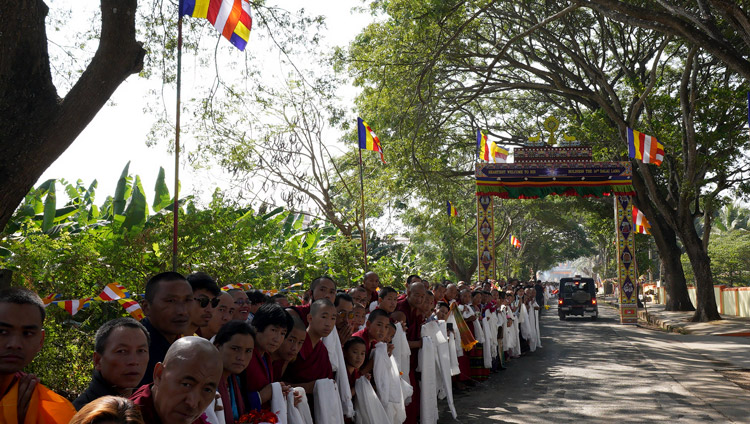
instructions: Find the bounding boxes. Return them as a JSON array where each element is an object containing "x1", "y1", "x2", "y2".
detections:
[{"x1": 438, "y1": 303, "x2": 750, "y2": 423}]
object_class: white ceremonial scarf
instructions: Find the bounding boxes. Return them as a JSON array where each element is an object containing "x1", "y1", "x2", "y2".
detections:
[
  {"x1": 287, "y1": 387, "x2": 312, "y2": 424},
  {"x1": 481, "y1": 317, "x2": 493, "y2": 368},
  {"x1": 445, "y1": 313, "x2": 463, "y2": 359},
  {"x1": 202, "y1": 393, "x2": 225, "y2": 424},
  {"x1": 372, "y1": 342, "x2": 407, "y2": 423},
  {"x1": 534, "y1": 301, "x2": 543, "y2": 348},
  {"x1": 322, "y1": 330, "x2": 355, "y2": 418},
  {"x1": 271, "y1": 382, "x2": 288, "y2": 424},
  {"x1": 423, "y1": 321, "x2": 457, "y2": 419},
  {"x1": 392, "y1": 322, "x2": 411, "y2": 382},
  {"x1": 313, "y1": 378, "x2": 345, "y2": 424},
  {"x1": 526, "y1": 302, "x2": 538, "y2": 352},
  {"x1": 354, "y1": 376, "x2": 391, "y2": 424},
  {"x1": 290, "y1": 387, "x2": 313, "y2": 424},
  {"x1": 519, "y1": 303, "x2": 531, "y2": 340},
  {"x1": 417, "y1": 335, "x2": 438, "y2": 424}
]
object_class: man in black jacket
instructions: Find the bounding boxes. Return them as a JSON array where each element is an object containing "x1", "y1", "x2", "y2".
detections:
[{"x1": 74, "y1": 317, "x2": 150, "y2": 410}]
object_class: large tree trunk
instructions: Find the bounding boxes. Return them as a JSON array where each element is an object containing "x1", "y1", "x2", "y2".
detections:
[
  {"x1": 680, "y1": 223, "x2": 721, "y2": 322},
  {"x1": 0, "y1": 0, "x2": 145, "y2": 233},
  {"x1": 631, "y1": 168, "x2": 693, "y2": 311}
]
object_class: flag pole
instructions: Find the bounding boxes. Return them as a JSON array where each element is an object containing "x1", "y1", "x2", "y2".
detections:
[
  {"x1": 172, "y1": 14, "x2": 183, "y2": 272},
  {"x1": 358, "y1": 148, "x2": 368, "y2": 271}
]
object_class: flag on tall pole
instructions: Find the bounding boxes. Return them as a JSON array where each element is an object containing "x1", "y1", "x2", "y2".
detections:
[
  {"x1": 357, "y1": 118, "x2": 386, "y2": 164},
  {"x1": 447, "y1": 200, "x2": 458, "y2": 217},
  {"x1": 509, "y1": 235, "x2": 521, "y2": 248},
  {"x1": 627, "y1": 127, "x2": 664, "y2": 166},
  {"x1": 633, "y1": 206, "x2": 651, "y2": 235},
  {"x1": 494, "y1": 145, "x2": 509, "y2": 162},
  {"x1": 180, "y1": 0, "x2": 254, "y2": 51}
]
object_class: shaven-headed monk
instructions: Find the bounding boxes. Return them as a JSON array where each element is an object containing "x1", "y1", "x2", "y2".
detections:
[
  {"x1": 352, "y1": 308, "x2": 391, "y2": 374},
  {"x1": 270, "y1": 316, "x2": 307, "y2": 379},
  {"x1": 131, "y1": 336, "x2": 223, "y2": 424},
  {"x1": 282, "y1": 299, "x2": 336, "y2": 392},
  {"x1": 286, "y1": 276, "x2": 337, "y2": 327}
]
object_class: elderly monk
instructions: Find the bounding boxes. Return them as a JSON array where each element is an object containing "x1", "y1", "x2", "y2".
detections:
[{"x1": 131, "y1": 336, "x2": 222, "y2": 424}]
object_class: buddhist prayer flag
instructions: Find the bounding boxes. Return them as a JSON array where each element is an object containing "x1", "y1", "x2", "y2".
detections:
[
  {"x1": 96, "y1": 282, "x2": 129, "y2": 301},
  {"x1": 449, "y1": 302, "x2": 477, "y2": 350},
  {"x1": 180, "y1": 0, "x2": 253, "y2": 51},
  {"x1": 41, "y1": 293, "x2": 61, "y2": 306},
  {"x1": 447, "y1": 200, "x2": 458, "y2": 217},
  {"x1": 477, "y1": 130, "x2": 507, "y2": 163},
  {"x1": 627, "y1": 127, "x2": 664, "y2": 166},
  {"x1": 357, "y1": 118, "x2": 386, "y2": 164},
  {"x1": 57, "y1": 299, "x2": 92, "y2": 316},
  {"x1": 509, "y1": 235, "x2": 521, "y2": 248},
  {"x1": 494, "y1": 145, "x2": 509, "y2": 162},
  {"x1": 118, "y1": 298, "x2": 145, "y2": 321},
  {"x1": 633, "y1": 206, "x2": 651, "y2": 235}
]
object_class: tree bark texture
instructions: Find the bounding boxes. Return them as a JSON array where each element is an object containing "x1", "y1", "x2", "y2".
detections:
[
  {"x1": 631, "y1": 171, "x2": 693, "y2": 312},
  {"x1": 0, "y1": 0, "x2": 145, "y2": 233}
]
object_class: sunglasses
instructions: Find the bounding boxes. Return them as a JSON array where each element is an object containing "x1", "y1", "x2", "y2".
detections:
[
  {"x1": 195, "y1": 297, "x2": 221, "y2": 308},
  {"x1": 337, "y1": 310, "x2": 355, "y2": 319}
]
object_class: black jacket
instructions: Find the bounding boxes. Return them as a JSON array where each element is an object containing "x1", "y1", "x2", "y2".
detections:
[{"x1": 73, "y1": 370, "x2": 121, "y2": 410}]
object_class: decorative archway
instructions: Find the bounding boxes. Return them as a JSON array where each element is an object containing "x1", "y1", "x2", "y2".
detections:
[{"x1": 476, "y1": 146, "x2": 638, "y2": 324}]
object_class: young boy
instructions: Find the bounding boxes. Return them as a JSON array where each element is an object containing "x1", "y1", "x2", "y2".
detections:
[
  {"x1": 352, "y1": 309, "x2": 391, "y2": 373},
  {"x1": 377, "y1": 287, "x2": 398, "y2": 313},
  {"x1": 271, "y1": 317, "x2": 307, "y2": 379},
  {"x1": 351, "y1": 303, "x2": 367, "y2": 332},
  {"x1": 283, "y1": 299, "x2": 336, "y2": 393},
  {"x1": 343, "y1": 336, "x2": 367, "y2": 397}
]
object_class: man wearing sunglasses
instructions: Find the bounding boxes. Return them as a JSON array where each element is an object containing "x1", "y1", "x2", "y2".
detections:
[{"x1": 186, "y1": 272, "x2": 221, "y2": 338}]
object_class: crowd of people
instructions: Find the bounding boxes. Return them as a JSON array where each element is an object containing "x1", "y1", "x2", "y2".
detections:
[{"x1": 0, "y1": 271, "x2": 552, "y2": 424}]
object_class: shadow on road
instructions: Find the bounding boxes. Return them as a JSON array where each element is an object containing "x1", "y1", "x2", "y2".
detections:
[{"x1": 437, "y1": 304, "x2": 744, "y2": 423}]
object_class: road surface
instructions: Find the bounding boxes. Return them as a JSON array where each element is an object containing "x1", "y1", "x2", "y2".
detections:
[{"x1": 439, "y1": 303, "x2": 750, "y2": 423}]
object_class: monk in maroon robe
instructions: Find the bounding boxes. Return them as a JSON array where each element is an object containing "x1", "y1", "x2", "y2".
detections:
[
  {"x1": 395, "y1": 282, "x2": 426, "y2": 424},
  {"x1": 282, "y1": 299, "x2": 336, "y2": 394},
  {"x1": 131, "y1": 337, "x2": 222, "y2": 424},
  {"x1": 287, "y1": 276, "x2": 337, "y2": 326},
  {"x1": 352, "y1": 308, "x2": 389, "y2": 374}
]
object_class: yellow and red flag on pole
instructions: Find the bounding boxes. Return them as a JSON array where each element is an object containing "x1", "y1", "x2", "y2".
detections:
[
  {"x1": 509, "y1": 235, "x2": 521, "y2": 248},
  {"x1": 447, "y1": 200, "x2": 458, "y2": 217},
  {"x1": 633, "y1": 206, "x2": 651, "y2": 235},
  {"x1": 477, "y1": 130, "x2": 508, "y2": 163},
  {"x1": 180, "y1": 0, "x2": 253, "y2": 51},
  {"x1": 627, "y1": 127, "x2": 664, "y2": 166},
  {"x1": 357, "y1": 118, "x2": 386, "y2": 164}
]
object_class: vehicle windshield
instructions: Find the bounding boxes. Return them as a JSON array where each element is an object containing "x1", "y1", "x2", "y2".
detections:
[{"x1": 563, "y1": 281, "x2": 589, "y2": 292}]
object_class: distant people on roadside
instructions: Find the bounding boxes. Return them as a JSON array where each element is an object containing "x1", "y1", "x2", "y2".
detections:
[
  {"x1": 74, "y1": 318, "x2": 150, "y2": 410},
  {"x1": 70, "y1": 396, "x2": 145, "y2": 424},
  {"x1": 186, "y1": 272, "x2": 221, "y2": 337},
  {"x1": 139, "y1": 271, "x2": 194, "y2": 386},
  {"x1": 0, "y1": 288, "x2": 76, "y2": 423},
  {"x1": 130, "y1": 336, "x2": 222, "y2": 424}
]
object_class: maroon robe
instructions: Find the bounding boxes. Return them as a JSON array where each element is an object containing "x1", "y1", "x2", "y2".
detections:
[
  {"x1": 283, "y1": 333, "x2": 333, "y2": 384},
  {"x1": 130, "y1": 384, "x2": 206, "y2": 424},
  {"x1": 395, "y1": 297, "x2": 424, "y2": 424},
  {"x1": 244, "y1": 349, "x2": 273, "y2": 410},
  {"x1": 289, "y1": 304, "x2": 312, "y2": 327},
  {"x1": 352, "y1": 328, "x2": 377, "y2": 361}
]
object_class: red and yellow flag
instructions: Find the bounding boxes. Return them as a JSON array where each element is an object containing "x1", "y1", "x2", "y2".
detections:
[
  {"x1": 450, "y1": 302, "x2": 477, "y2": 351},
  {"x1": 357, "y1": 117, "x2": 386, "y2": 164}
]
